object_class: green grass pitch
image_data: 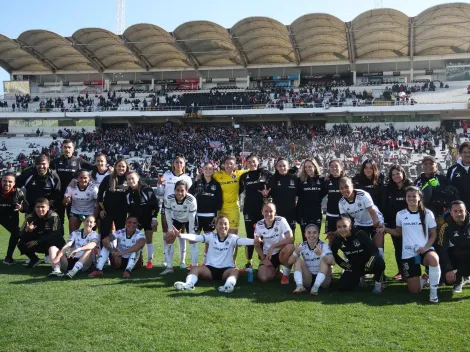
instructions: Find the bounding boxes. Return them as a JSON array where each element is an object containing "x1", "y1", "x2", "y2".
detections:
[{"x1": 0, "y1": 214, "x2": 469, "y2": 352}]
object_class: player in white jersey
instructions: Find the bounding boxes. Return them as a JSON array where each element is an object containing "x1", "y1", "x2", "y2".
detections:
[
  {"x1": 49, "y1": 216, "x2": 99, "y2": 278},
  {"x1": 155, "y1": 156, "x2": 193, "y2": 269},
  {"x1": 89, "y1": 216, "x2": 146, "y2": 278},
  {"x1": 288, "y1": 224, "x2": 335, "y2": 296},
  {"x1": 387, "y1": 186, "x2": 441, "y2": 303},
  {"x1": 338, "y1": 177, "x2": 385, "y2": 258},
  {"x1": 63, "y1": 170, "x2": 98, "y2": 233},
  {"x1": 91, "y1": 153, "x2": 112, "y2": 187},
  {"x1": 173, "y1": 216, "x2": 257, "y2": 293},
  {"x1": 161, "y1": 180, "x2": 197, "y2": 274},
  {"x1": 254, "y1": 202, "x2": 294, "y2": 284}
]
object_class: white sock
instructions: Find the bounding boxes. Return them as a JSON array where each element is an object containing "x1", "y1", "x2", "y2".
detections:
[
  {"x1": 282, "y1": 266, "x2": 291, "y2": 276},
  {"x1": 53, "y1": 263, "x2": 61, "y2": 272},
  {"x1": 72, "y1": 261, "x2": 84, "y2": 273},
  {"x1": 190, "y1": 243, "x2": 198, "y2": 266},
  {"x1": 225, "y1": 276, "x2": 237, "y2": 287},
  {"x1": 125, "y1": 252, "x2": 139, "y2": 272},
  {"x1": 294, "y1": 271, "x2": 303, "y2": 286},
  {"x1": 178, "y1": 237, "x2": 187, "y2": 266},
  {"x1": 96, "y1": 247, "x2": 110, "y2": 270},
  {"x1": 166, "y1": 244, "x2": 174, "y2": 269},
  {"x1": 147, "y1": 243, "x2": 154, "y2": 262},
  {"x1": 313, "y1": 272, "x2": 326, "y2": 289},
  {"x1": 186, "y1": 273, "x2": 198, "y2": 286},
  {"x1": 378, "y1": 248, "x2": 384, "y2": 258},
  {"x1": 429, "y1": 265, "x2": 441, "y2": 293}
]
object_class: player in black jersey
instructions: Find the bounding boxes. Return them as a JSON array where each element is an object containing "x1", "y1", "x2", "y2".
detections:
[
  {"x1": 98, "y1": 159, "x2": 130, "y2": 240},
  {"x1": 126, "y1": 171, "x2": 160, "y2": 269},
  {"x1": 325, "y1": 159, "x2": 346, "y2": 238},
  {"x1": 0, "y1": 173, "x2": 29, "y2": 265},
  {"x1": 297, "y1": 159, "x2": 327, "y2": 240},
  {"x1": 353, "y1": 159, "x2": 385, "y2": 212},
  {"x1": 382, "y1": 165, "x2": 413, "y2": 280},
  {"x1": 262, "y1": 158, "x2": 299, "y2": 232},
  {"x1": 239, "y1": 155, "x2": 271, "y2": 269},
  {"x1": 50, "y1": 139, "x2": 93, "y2": 231},
  {"x1": 330, "y1": 216, "x2": 385, "y2": 293},
  {"x1": 189, "y1": 162, "x2": 222, "y2": 267}
]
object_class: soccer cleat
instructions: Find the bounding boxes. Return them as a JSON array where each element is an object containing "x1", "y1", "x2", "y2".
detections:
[
  {"x1": 218, "y1": 284, "x2": 234, "y2": 293},
  {"x1": 393, "y1": 272, "x2": 402, "y2": 281},
  {"x1": 44, "y1": 255, "x2": 51, "y2": 264},
  {"x1": 26, "y1": 257, "x2": 41, "y2": 268},
  {"x1": 420, "y1": 274, "x2": 429, "y2": 289},
  {"x1": 48, "y1": 270, "x2": 64, "y2": 278},
  {"x1": 280, "y1": 275, "x2": 289, "y2": 285},
  {"x1": 123, "y1": 270, "x2": 131, "y2": 278},
  {"x1": 156, "y1": 261, "x2": 167, "y2": 268},
  {"x1": 160, "y1": 267, "x2": 174, "y2": 275},
  {"x1": 88, "y1": 270, "x2": 104, "y2": 277},
  {"x1": 310, "y1": 285, "x2": 320, "y2": 296},
  {"x1": 292, "y1": 285, "x2": 306, "y2": 294},
  {"x1": 179, "y1": 264, "x2": 187, "y2": 270},
  {"x1": 174, "y1": 281, "x2": 195, "y2": 291},
  {"x1": 3, "y1": 258, "x2": 16, "y2": 266},
  {"x1": 145, "y1": 261, "x2": 153, "y2": 269},
  {"x1": 372, "y1": 283, "x2": 383, "y2": 294},
  {"x1": 25, "y1": 258, "x2": 31, "y2": 265},
  {"x1": 65, "y1": 270, "x2": 77, "y2": 279},
  {"x1": 429, "y1": 291, "x2": 439, "y2": 304},
  {"x1": 453, "y1": 282, "x2": 464, "y2": 294}
]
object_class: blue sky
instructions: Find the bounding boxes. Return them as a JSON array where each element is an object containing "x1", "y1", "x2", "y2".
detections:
[{"x1": 0, "y1": 0, "x2": 457, "y2": 93}]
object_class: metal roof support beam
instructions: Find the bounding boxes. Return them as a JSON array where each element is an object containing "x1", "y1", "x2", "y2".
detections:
[
  {"x1": 68, "y1": 38, "x2": 105, "y2": 73},
  {"x1": 409, "y1": 17, "x2": 414, "y2": 60},
  {"x1": 345, "y1": 22, "x2": 355, "y2": 63},
  {"x1": 121, "y1": 35, "x2": 151, "y2": 71},
  {"x1": 14, "y1": 40, "x2": 59, "y2": 72},
  {"x1": 228, "y1": 30, "x2": 248, "y2": 68},
  {"x1": 287, "y1": 26, "x2": 301, "y2": 65},
  {"x1": 172, "y1": 34, "x2": 200, "y2": 70}
]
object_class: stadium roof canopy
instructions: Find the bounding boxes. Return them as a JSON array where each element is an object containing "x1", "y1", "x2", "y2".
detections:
[{"x1": 1, "y1": 2, "x2": 469, "y2": 74}]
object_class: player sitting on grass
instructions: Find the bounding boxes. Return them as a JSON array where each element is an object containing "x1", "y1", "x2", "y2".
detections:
[
  {"x1": 89, "y1": 216, "x2": 146, "y2": 278},
  {"x1": 173, "y1": 216, "x2": 257, "y2": 293},
  {"x1": 288, "y1": 224, "x2": 335, "y2": 296},
  {"x1": 49, "y1": 216, "x2": 100, "y2": 278}
]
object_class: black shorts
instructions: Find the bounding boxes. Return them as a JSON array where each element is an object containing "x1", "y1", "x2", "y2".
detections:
[
  {"x1": 355, "y1": 225, "x2": 377, "y2": 238},
  {"x1": 402, "y1": 250, "x2": 434, "y2": 279},
  {"x1": 196, "y1": 216, "x2": 215, "y2": 233},
  {"x1": 139, "y1": 219, "x2": 153, "y2": 231},
  {"x1": 259, "y1": 252, "x2": 281, "y2": 269},
  {"x1": 111, "y1": 254, "x2": 144, "y2": 270},
  {"x1": 206, "y1": 265, "x2": 232, "y2": 280},
  {"x1": 325, "y1": 215, "x2": 339, "y2": 233},
  {"x1": 172, "y1": 220, "x2": 189, "y2": 233}
]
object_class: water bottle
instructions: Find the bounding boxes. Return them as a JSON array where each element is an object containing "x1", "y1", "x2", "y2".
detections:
[{"x1": 247, "y1": 267, "x2": 253, "y2": 283}]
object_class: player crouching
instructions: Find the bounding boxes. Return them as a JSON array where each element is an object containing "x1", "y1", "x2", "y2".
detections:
[
  {"x1": 89, "y1": 216, "x2": 146, "y2": 278},
  {"x1": 289, "y1": 224, "x2": 335, "y2": 296},
  {"x1": 49, "y1": 216, "x2": 100, "y2": 278},
  {"x1": 173, "y1": 216, "x2": 257, "y2": 293}
]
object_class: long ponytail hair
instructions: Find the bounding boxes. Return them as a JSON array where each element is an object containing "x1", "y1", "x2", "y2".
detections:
[{"x1": 406, "y1": 186, "x2": 427, "y2": 237}]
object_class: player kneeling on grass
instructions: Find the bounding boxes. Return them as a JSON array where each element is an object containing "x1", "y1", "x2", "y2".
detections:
[
  {"x1": 331, "y1": 216, "x2": 385, "y2": 293},
  {"x1": 254, "y1": 202, "x2": 295, "y2": 284},
  {"x1": 89, "y1": 216, "x2": 146, "y2": 278},
  {"x1": 49, "y1": 216, "x2": 100, "y2": 278},
  {"x1": 288, "y1": 224, "x2": 334, "y2": 296},
  {"x1": 173, "y1": 216, "x2": 257, "y2": 293}
]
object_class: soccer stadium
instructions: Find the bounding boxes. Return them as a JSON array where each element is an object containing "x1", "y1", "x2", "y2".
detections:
[{"x1": 1, "y1": 1, "x2": 470, "y2": 350}]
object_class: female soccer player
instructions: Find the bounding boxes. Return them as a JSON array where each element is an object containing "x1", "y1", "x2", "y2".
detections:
[
  {"x1": 212, "y1": 155, "x2": 247, "y2": 234},
  {"x1": 156, "y1": 156, "x2": 192, "y2": 269},
  {"x1": 297, "y1": 159, "x2": 327, "y2": 239},
  {"x1": 330, "y1": 216, "x2": 385, "y2": 293},
  {"x1": 126, "y1": 171, "x2": 159, "y2": 269},
  {"x1": 353, "y1": 159, "x2": 385, "y2": 212},
  {"x1": 91, "y1": 153, "x2": 112, "y2": 187},
  {"x1": 239, "y1": 155, "x2": 271, "y2": 269},
  {"x1": 173, "y1": 216, "x2": 257, "y2": 293},
  {"x1": 338, "y1": 177, "x2": 385, "y2": 258},
  {"x1": 97, "y1": 159, "x2": 130, "y2": 240},
  {"x1": 382, "y1": 165, "x2": 413, "y2": 280},
  {"x1": 162, "y1": 180, "x2": 197, "y2": 274},
  {"x1": 288, "y1": 224, "x2": 334, "y2": 296},
  {"x1": 263, "y1": 158, "x2": 299, "y2": 231},
  {"x1": 325, "y1": 159, "x2": 346, "y2": 236},
  {"x1": 63, "y1": 170, "x2": 98, "y2": 233},
  {"x1": 89, "y1": 216, "x2": 146, "y2": 278},
  {"x1": 50, "y1": 216, "x2": 100, "y2": 278},
  {"x1": 387, "y1": 186, "x2": 441, "y2": 303},
  {"x1": 254, "y1": 202, "x2": 294, "y2": 284},
  {"x1": 189, "y1": 162, "x2": 222, "y2": 267}
]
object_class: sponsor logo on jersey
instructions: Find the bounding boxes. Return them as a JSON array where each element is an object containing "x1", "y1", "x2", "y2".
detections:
[
  {"x1": 358, "y1": 203, "x2": 362, "y2": 208},
  {"x1": 71, "y1": 161, "x2": 77, "y2": 167},
  {"x1": 211, "y1": 185, "x2": 216, "y2": 191},
  {"x1": 455, "y1": 173, "x2": 461, "y2": 177},
  {"x1": 231, "y1": 174, "x2": 236, "y2": 180},
  {"x1": 353, "y1": 239, "x2": 360, "y2": 247}
]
